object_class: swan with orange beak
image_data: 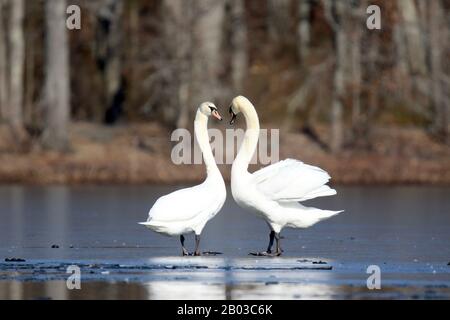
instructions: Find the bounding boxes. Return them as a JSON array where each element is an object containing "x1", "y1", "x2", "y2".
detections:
[{"x1": 140, "y1": 102, "x2": 226, "y2": 256}]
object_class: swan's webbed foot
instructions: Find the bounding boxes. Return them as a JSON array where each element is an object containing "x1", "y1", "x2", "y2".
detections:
[
  {"x1": 248, "y1": 251, "x2": 269, "y2": 256},
  {"x1": 201, "y1": 251, "x2": 223, "y2": 256},
  {"x1": 180, "y1": 234, "x2": 212, "y2": 256},
  {"x1": 248, "y1": 231, "x2": 283, "y2": 256},
  {"x1": 248, "y1": 251, "x2": 277, "y2": 257},
  {"x1": 192, "y1": 251, "x2": 223, "y2": 256},
  {"x1": 272, "y1": 250, "x2": 282, "y2": 256},
  {"x1": 248, "y1": 251, "x2": 282, "y2": 257}
]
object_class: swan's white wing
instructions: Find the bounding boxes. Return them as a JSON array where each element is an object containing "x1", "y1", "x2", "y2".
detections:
[
  {"x1": 252, "y1": 159, "x2": 336, "y2": 202},
  {"x1": 147, "y1": 184, "x2": 218, "y2": 222}
]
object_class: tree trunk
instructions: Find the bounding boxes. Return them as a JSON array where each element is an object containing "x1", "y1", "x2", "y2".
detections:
[
  {"x1": 330, "y1": 27, "x2": 346, "y2": 153},
  {"x1": 364, "y1": 35, "x2": 380, "y2": 148},
  {"x1": 297, "y1": 0, "x2": 311, "y2": 63},
  {"x1": 163, "y1": 0, "x2": 193, "y2": 129},
  {"x1": 230, "y1": 0, "x2": 247, "y2": 92},
  {"x1": 349, "y1": 1, "x2": 366, "y2": 143},
  {"x1": 397, "y1": 0, "x2": 427, "y2": 76},
  {"x1": 97, "y1": 0, "x2": 124, "y2": 124},
  {"x1": 245, "y1": 0, "x2": 269, "y2": 64},
  {"x1": 24, "y1": 16, "x2": 35, "y2": 126},
  {"x1": 0, "y1": 0, "x2": 7, "y2": 120},
  {"x1": 324, "y1": 0, "x2": 349, "y2": 153},
  {"x1": 267, "y1": 0, "x2": 291, "y2": 41},
  {"x1": 124, "y1": 0, "x2": 139, "y2": 118},
  {"x1": 42, "y1": 0, "x2": 70, "y2": 151},
  {"x1": 350, "y1": 29, "x2": 361, "y2": 132},
  {"x1": 166, "y1": 0, "x2": 226, "y2": 128},
  {"x1": 191, "y1": 0, "x2": 225, "y2": 106},
  {"x1": 7, "y1": 0, "x2": 27, "y2": 144},
  {"x1": 428, "y1": 0, "x2": 448, "y2": 143},
  {"x1": 393, "y1": 21, "x2": 411, "y2": 99}
]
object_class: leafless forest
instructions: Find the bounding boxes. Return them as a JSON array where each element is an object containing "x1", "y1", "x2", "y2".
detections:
[{"x1": 0, "y1": 0, "x2": 449, "y2": 184}]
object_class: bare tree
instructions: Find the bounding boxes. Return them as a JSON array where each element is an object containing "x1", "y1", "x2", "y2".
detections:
[
  {"x1": 283, "y1": 58, "x2": 331, "y2": 131},
  {"x1": 7, "y1": 0, "x2": 27, "y2": 144},
  {"x1": 159, "y1": 0, "x2": 227, "y2": 128},
  {"x1": 42, "y1": 0, "x2": 70, "y2": 151},
  {"x1": 267, "y1": 0, "x2": 291, "y2": 42},
  {"x1": 349, "y1": 0, "x2": 367, "y2": 143},
  {"x1": 24, "y1": 16, "x2": 35, "y2": 125},
  {"x1": 323, "y1": 0, "x2": 350, "y2": 152},
  {"x1": 162, "y1": 0, "x2": 194, "y2": 129},
  {"x1": 96, "y1": 0, "x2": 124, "y2": 124},
  {"x1": 428, "y1": 0, "x2": 448, "y2": 143},
  {"x1": 0, "y1": 0, "x2": 7, "y2": 120},
  {"x1": 397, "y1": 0, "x2": 427, "y2": 76},
  {"x1": 364, "y1": 35, "x2": 380, "y2": 148},
  {"x1": 297, "y1": 0, "x2": 311, "y2": 63},
  {"x1": 230, "y1": 0, "x2": 247, "y2": 92},
  {"x1": 191, "y1": 1, "x2": 226, "y2": 106},
  {"x1": 350, "y1": 27, "x2": 362, "y2": 134},
  {"x1": 393, "y1": 17, "x2": 412, "y2": 99},
  {"x1": 123, "y1": 0, "x2": 139, "y2": 116}
]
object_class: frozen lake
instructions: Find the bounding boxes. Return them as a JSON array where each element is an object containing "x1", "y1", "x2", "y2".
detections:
[{"x1": 0, "y1": 185, "x2": 449, "y2": 299}]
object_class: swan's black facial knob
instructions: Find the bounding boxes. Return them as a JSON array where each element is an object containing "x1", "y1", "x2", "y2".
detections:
[
  {"x1": 229, "y1": 105, "x2": 237, "y2": 125},
  {"x1": 206, "y1": 104, "x2": 222, "y2": 121}
]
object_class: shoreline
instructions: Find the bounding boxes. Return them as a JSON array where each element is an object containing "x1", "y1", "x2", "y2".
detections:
[{"x1": 0, "y1": 122, "x2": 449, "y2": 186}]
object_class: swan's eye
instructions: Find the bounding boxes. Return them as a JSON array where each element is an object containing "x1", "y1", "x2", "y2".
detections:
[{"x1": 209, "y1": 106, "x2": 216, "y2": 112}]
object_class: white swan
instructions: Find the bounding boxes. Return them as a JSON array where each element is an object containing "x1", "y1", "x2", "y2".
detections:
[
  {"x1": 139, "y1": 102, "x2": 226, "y2": 256},
  {"x1": 229, "y1": 96, "x2": 342, "y2": 256}
]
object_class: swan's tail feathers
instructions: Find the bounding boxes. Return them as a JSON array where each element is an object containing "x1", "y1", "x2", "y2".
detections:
[
  {"x1": 316, "y1": 209, "x2": 343, "y2": 220},
  {"x1": 138, "y1": 220, "x2": 172, "y2": 235},
  {"x1": 139, "y1": 220, "x2": 166, "y2": 227},
  {"x1": 138, "y1": 221, "x2": 154, "y2": 229},
  {"x1": 284, "y1": 203, "x2": 343, "y2": 228},
  {"x1": 139, "y1": 220, "x2": 163, "y2": 229}
]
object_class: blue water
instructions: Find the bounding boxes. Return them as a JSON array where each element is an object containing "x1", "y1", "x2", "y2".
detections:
[{"x1": 0, "y1": 185, "x2": 449, "y2": 299}]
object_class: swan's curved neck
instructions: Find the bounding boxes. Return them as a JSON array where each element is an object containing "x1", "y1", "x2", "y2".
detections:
[
  {"x1": 194, "y1": 110, "x2": 220, "y2": 177},
  {"x1": 234, "y1": 101, "x2": 260, "y2": 172}
]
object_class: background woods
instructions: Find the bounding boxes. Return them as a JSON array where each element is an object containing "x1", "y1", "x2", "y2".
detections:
[{"x1": 0, "y1": 0, "x2": 448, "y2": 184}]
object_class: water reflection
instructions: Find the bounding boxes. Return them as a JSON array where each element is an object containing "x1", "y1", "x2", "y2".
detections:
[
  {"x1": 2, "y1": 279, "x2": 447, "y2": 300},
  {"x1": 142, "y1": 281, "x2": 339, "y2": 300},
  {"x1": 144, "y1": 282, "x2": 226, "y2": 300}
]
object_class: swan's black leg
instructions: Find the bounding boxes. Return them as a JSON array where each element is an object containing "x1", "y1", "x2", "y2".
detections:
[
  {"x1": 267, "y1": 231, "x2": 275, "y2": 253},
  {"x1": 180, "y1": 235, "x2": 189, "y2": 256},
  {"x1": 249, "y1": 231, "x2": 275, "y2": 256},
  {"x1": 274, "y1": 232, "x2": 282, "y2": 256},
  {"x1": 194, "y1": 234, "x2": 201, "y2": 256}
]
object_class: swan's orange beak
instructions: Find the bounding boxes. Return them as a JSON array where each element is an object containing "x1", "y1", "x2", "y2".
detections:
[{"x1": 211, "y1": 109, "x2": 223, "y2": 121}]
